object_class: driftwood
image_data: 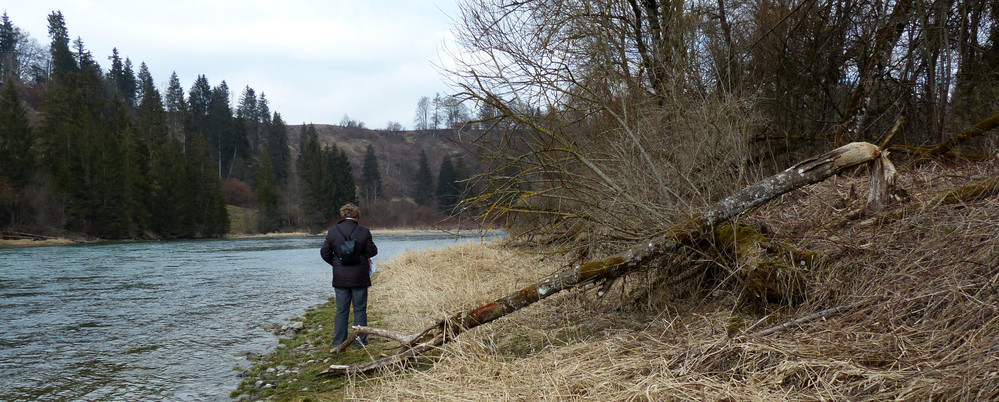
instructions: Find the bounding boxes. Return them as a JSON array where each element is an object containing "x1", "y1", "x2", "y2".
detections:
[{"x1": 320, "y1": 142, "x2": 886, "y2": 376}]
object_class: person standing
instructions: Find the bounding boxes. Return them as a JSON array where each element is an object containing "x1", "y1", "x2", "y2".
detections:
[{"x1": 320, "y1": 203, "x2": 378, "y2": 349}]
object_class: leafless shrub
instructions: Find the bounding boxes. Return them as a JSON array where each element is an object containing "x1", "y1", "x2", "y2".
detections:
[
  {"x1": 447, "y1": 1, "x2": 763, "y2": 257},
  {"x1": 335, "y1": 157, "x2": 999, "y2": 401}
]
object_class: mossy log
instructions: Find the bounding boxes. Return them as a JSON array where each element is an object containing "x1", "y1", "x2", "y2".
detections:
[
  {"x1": 844, "y1": 174, "x2": 999, "y2": 226},
  {"x1": 892, "y1": 144, "x2": 987, "y2": 162},
  {"x1": 713, "y1": 223, "x2": 816, "y2": 304},
  {"x1": 903, "y1": 111, "x2": 999, "y2": 168},
  {"x1": 320, "y1": 142, "x2": 884, "y2": 376},
  {"x1": 927, "y1": 175, "x2": 999, "y2": 206}
]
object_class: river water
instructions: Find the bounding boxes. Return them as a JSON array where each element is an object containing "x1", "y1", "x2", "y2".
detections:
[{"x1": 0, "y1": 232, "x2": 499, "y2": 401}]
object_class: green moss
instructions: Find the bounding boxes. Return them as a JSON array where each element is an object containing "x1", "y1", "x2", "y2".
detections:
[
  {"x1": 231, "y1": 297, "x2": 392, "y2": 401},
  {"x1": 713, "y1": 223, "x2": 814, "y2": 305}
]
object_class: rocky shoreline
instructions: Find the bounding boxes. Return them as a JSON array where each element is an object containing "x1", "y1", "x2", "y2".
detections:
[{"x1": 230, "y1": 297, "x2": 374, "y2": 400}]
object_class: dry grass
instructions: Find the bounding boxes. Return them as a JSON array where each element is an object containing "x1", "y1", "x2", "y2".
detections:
[
  {"x1": 321, "y1": 158, "x2": 999, "y2": 401},
  {"x1": 369, "y1": 243, "x2": 560, "y2": 333}
]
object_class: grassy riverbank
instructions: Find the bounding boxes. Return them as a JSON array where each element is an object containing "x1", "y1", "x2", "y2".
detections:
[
  {"x1": 231, "y1": 242, "x2": 552, "y2": 400},
  {"x1": 234, "y1": 159, "x2": 999, "y2": 401}
]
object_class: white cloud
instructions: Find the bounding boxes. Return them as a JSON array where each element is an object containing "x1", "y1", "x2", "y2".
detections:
[{"x1": 3, "y1": 0, "x2": 462, "y2": 128}]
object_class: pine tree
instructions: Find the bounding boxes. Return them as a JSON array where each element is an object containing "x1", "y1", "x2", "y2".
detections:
[
  {"x1": 361, "y1": 144, "x2": 382, "y2": 203},
  {"x1": 267, "y1": 112, "x2": 291, "y2": 188},
  {"x1": 297, "y1": 124, "x2": 327, "y2": 230},
  {"x1": 165, "y1": 72, "x2": 186, "y2": 143},
  {"x1": 107, "y1": 48, "x2": 137, "y2": 108},
  {"x1": 186, "y1": 74, "x2": 212, "y2": 141},
  {"x1": 0, "y1": 78, "x2": 33, "y2": 226},
  {"x1": 148, "y1": 137, "x2": 193, "y2": 237},
  {"x1": 187, "y1": 135, "x2": 229, "y2": 236},
  {"x1": 256, "y1": 149, "x2": 280, "y2": 233},
  {"x1": 414, "y1": 149, "x2": 434, "y2": 205},
  {"x1": 0, "y1": 78, "x2": 34, "y2": 191},
  {"x1": 237, "y1": 86, "x2": 260, "y2": 155},
  {"x1": 435, "y1": 156, "x2": 460, "y2": 213},
  {"x1": 0, "y1": 13, "x2": 19, "y2": 81},
  {"x1": 133, "y1": 63, "x2": 170, "y2": 234},
  {"x1": 330, "y1": 145, "x2": 357, "y2": 210},
  {"x1": 46, "y1": 12, "x2": 75, "y2": 80}
]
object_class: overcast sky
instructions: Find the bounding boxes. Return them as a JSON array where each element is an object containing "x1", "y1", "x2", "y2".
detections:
[{"x1": 3, "y1": 1, "x2": 462, "y2": 129}]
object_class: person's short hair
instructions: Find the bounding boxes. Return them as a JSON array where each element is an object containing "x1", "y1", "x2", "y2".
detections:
[{"x1": 340, "y1": 203, "x2": 360, "y2": 219}]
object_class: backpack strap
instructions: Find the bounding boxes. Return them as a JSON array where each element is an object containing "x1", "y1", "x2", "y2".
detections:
[{"x1": 335, "y1": 222, "x2": 359, "y2": 240}]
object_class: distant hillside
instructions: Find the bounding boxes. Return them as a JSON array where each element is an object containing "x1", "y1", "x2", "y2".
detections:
[{"x1": 286, "y1": 125, "x2": 476, "y2": 203}]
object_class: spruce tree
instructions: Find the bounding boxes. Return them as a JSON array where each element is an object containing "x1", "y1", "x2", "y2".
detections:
[
  {"x1": 133, "y1": 64, "x2": 170, "y2": 234},
  {"x1": 121, "y1": 58, "x2": 137, "y2": 108},
  {"x1": 414, "y1": 149, "x2": 434, "y2": 205},
  {"x1": 186, "y1": 75, "x2": 212, "y2": 141},
  {"x1": 330, "y1": 145, "x2": 357, "y2": 210},
  {"x1": 255, "y1": 150, "x2": 280, "y2": 233},
  {"x1": 297, "y1": 125, "x2": 328, "y2": 230},
  {"x1": 108, "y1": 48, "x2": 136, "y2": 107},
  {"x1": 361, "y1": 144, "x2": 382, "y2": 203},
  {"x1": 267, "y1": 112, "x2": 291, "y2": 188},
  {"x1": 237, "y1": 86, "x2": 260, "y2": 155},
  {"x1": 0, "y1": 13, "x2": 18, "y2": 80},
  {"x1": 297, "y1": 127, "x2": 357, "y2": 230},
  {"x1": 435, "y1": 156, "x2": 460, "y2": 213},
  {"x1": 0, "y1": 78, "x2": 33, "y2": 226},
  {"x1": 187, "y1": 135, "x2": 229, "y2": 237},
  {"x1": 209, "y1": 81, "x2": 247, "y2": 180},
  {"x1": 46, "y1": 12, "x2": 75, "y2": 80},
  {"x1": 148, "y1": 137, "x2": 192, "y2": 237},
  {"x1": 0, "y1": 78, "x2": 34, "y2": 191},
  {"x1": 165, "y1": 72, "x2": 186, "y2": 143}
]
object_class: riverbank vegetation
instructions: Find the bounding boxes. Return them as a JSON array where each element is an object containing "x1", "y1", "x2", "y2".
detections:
[
  {"x1": 235, "y1": 157, "x2": 999, "y2": 399},
  {"x1": 232, "y1": 242, "x2": 549, "y2": 400},
  {"x1": 236, "y1": 0, "x2": 999, "y2": 398}
]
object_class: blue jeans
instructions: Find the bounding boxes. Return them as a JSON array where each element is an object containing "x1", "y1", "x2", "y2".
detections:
[{"x1": 332, "y1": 287, "x2": 368, "y2": 347}]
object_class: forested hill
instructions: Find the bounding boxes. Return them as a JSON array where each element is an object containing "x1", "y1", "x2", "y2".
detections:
[
  {"x1": 286, "y1": 124, "x2": 470, "y2": 205},
  {"x1": 283, "y1": 124, "x2": 483, "y2": 229},
  {"x1": 0, "y1": 8, "x2": 496, "y2": 241}
]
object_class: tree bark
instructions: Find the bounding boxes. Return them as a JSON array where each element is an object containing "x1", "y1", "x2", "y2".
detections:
[
  {"x1": 833, "y1": 0, "x2": 913, "y2": 145},
  {"x1": 904, "y1": 111, "x2": 999, "y2": 168},
  {"x1": 321, "y1": 142, "x2": 885, "y2": 376}
]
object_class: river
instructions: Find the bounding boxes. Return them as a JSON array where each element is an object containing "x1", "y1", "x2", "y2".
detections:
[{"x1": 0, "y1": 231, "x2": 500, "y2": 401}]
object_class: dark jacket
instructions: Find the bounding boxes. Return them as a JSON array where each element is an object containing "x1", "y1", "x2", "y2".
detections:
[{"x1": 321, "y1": 218, "x2": 378, "y2": 288}]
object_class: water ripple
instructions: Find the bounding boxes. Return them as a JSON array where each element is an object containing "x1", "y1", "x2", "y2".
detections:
[{"x1": 0, "y1": 232, "x2": 501, "y2": 400}]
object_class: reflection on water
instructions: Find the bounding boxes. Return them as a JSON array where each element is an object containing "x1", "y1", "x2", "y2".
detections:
[{"x1": 0, "y1": 231, "x2": 501, "y2": 400}]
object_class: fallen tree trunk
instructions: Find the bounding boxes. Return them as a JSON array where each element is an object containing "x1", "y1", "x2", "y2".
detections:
[
  {"x1": 844, "y1": 174, "x2": 999, "y2": 223},
  {"x1": 904, "y1": 111, "x2": 999, "y2": 168},
  {"x1": 713, "y1": 223, "x2": 816, "y2": 304},
  {"x1": 320, "y1": 142, "x2": 885, "y2": 376}
]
